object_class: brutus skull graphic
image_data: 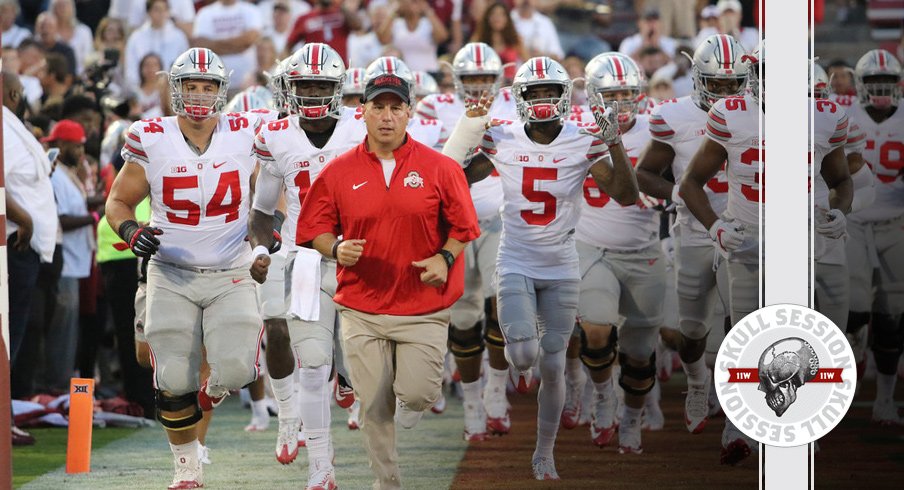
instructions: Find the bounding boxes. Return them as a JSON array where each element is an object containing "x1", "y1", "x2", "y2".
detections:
[{"x1": 757, "y1": 338, "x2": 819, "y2": 417}]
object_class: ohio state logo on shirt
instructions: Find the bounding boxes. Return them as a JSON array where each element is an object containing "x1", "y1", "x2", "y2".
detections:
[{"x1": 403, "y1": 171, "x2": 424, "y2": 188}]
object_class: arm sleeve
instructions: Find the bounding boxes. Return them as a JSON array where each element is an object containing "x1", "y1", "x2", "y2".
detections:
[
  {"x1": 438, "y1": 158, "x2": 481, "y2": 243},
  {"x1": 850, "y1": 163, "x2": 876, "y2": 213},
  {"x1": 121, "y1": 122, "x2": 149, "y2": 166},
  {"x1": 704, "y1": 104, "x2": 732, "y2": 144},
  {"x1": 295, "y1": 168, "x2": 341, "y2": 246},
  {"x1": 252, "y1": 165, "x2": 282, "y2": 214}
]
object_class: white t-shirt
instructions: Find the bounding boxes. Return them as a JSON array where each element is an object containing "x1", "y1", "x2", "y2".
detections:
[
  {"x1": 111, "y1": 0, "x2": 196, "y2": 30},
  {"x1": 2, "y1": 107, "x2": 59, "y2": 262},
  {"x1": 511, "y1": 11, "x2": 564, "y2": 59},
  {"x1": 392, "y1": 17, "x2": 439, "y2": 72},
  {"x1": 348, "y1": 31, "x2": 384, "y2": 71},
  {"x1": 62, "y1": 23, "x2": 95, "y2": 75},
  {"x1": 2, "y1": 25, "x2": 32, "y2": 48},
  {"x1": 618, "y1": 33, "x2": 678, "y2": 59},
  {"x1": 193, "y1": 1, "x2": 264, "y2": 88},
  {"x1": 380, "y1": 158, "x2": 396, "y2": 186},
  {"x1": 256, "y1": 0, "x2": 311, "y2": 31},
  {"x1": 124, "y1": 20, "x2": 190, "y2": 88},
  {"x1": 51, "y1": 168, "x2": 94, "y2": 279}
]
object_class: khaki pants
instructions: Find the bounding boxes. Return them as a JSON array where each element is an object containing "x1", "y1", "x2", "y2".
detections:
[{"x1": 337, "y1": 306, "x2": 450, "y2": 490}]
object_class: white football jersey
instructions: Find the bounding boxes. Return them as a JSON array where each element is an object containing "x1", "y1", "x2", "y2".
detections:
[
  {"x1": 810, "y1": 98, "x2": 849, "y2": 212},
  {"x1": 253, "y1": 107, "x2": 367, "y2": 252},
  {"x1": 121, "y1": 113, "x2": 260, "y2": 269},
  {"x1": 479, "y1": 120, "x2": 609, "y2": 280},
  {"x1": 240, "y1": 108, "x2": 281, "y2": 125},
  {"x1": 566, "y1": 104, "x2": 594, "y2": 124},
  {"x1": 828, "y1": 93, "x2": 857, "y2": 109},
  {"x1": 407, "y1": 117, "x2": 448, "y2": 150},
  {"x1": 415, "y1": 90, "x2": 516, "y2": 221},
  {"x1": 649, "y1": 96, "x2": 730, "y2": 245},
  {"x1": 705, "y1": 94, "x2": 763, "y2": 228},
  {"x1": 576, "y1": 115, "x2": 659, "y2": 250},
  {"x1": 845, "y1": 102, "x2": 904, "y2": 222}
]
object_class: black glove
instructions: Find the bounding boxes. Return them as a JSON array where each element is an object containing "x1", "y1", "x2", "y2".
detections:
[
  {"x1": 118, "y1": 220, "x2": 163, "y2": 258},
  {"x1": 270, "y1": 210, "x2": 285, "y2": 254}
]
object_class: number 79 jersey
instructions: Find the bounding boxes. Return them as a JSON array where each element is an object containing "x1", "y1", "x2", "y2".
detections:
[
  {"x1": 845, "y1": 102, "x2": 904, "y2": 222},
  {"x1": 252, "y1": 107, "x2": 367, "y2": 252},
  {"x1": 479, "y1": 120, "x2": 609, "y2": 280},
  {"x1": 121, "y1": 113, "x2": 260, "y2": 269},
  {"x1": 705, "y1": 94, "x2": 764, "y2": 228}
]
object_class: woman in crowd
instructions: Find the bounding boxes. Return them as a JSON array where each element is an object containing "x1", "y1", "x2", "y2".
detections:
[{"x1": 471, "y1": 2, "x2": 527, "y2": 82}]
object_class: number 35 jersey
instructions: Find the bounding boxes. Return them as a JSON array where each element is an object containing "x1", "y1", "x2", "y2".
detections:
[
  {"x1": 253, "y1": 107, "x2": 367, "y2": 252},
  {"x1": 122, "y1": 113, "x2": 260, "y2": 269},
  {"x1": 845, "y1": 103, "x2": 904, "y2": 223},
  {"x1": 705, "y1": 94, "x2": 763, "y2": 228},
  {"x1": 479, "y1": 121, "x2": 609, "y2": 280}
]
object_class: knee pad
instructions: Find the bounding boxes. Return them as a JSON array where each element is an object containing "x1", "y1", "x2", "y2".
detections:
[
  {"x1": 847, "y1": 311, "x2": 870, "y2": 334},
  {"x1": 505, "y1": 339, "x2": 539, "y2": 372},
  {"x1": 871, "y1": 313, "x2": 904, "y2": 373},
  {"x1": 617, "y1": 352, "x2": 657, "y2": 396},
  {"x1": 449, "y1": 322, "x2": 485, "y2": 358},
  {"x1": 299, "y1": 365, "x2": 331, "y2": 392},
  {"x1": 484, "y1": 323, "x2": 505, "y2": 348},
  {"x1": 579, "y1": 328, "x2": 617, "y2": 372},
  {"x1": 155, "y1": 390, "x2": 201, "y2": 430},
  {"x1": 208, "y1": 358, "x2": 257, "y2": 393}
]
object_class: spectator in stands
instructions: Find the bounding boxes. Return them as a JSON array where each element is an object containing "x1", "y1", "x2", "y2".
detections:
[
  {"x1": 110, "y1": 0, "x2": 196, "y2": 35},
  {"x1": 40, "y1": 53, "x2": 75, "y2": 108},
  {"x1": 472, "y1": 1, "x2": 528, "y2": 81},
  {"x1": 255, "y1": 37, "x2": 280, "y2": 82},
  {"x1": 637, "y1": 45, "x2": 669, "y2": 80},
  {"x1": 136, "y1": 53, "x2": 164, "y2": 118},
  {"x1": 35, "y1": 12, "x2": 79, "y2": 77},
  {"x1": 639, "y1": 0, "x2": 698, "y2": 40},
  {"x1": 348, "y1": 2, "x2": 389, "y2": 69},
  {"x1": 92, "y1": 17, "x2": 127, "y2": 66},
  {"x1": 3, "y1": 70, "x2": 59, "y2": 444},
  {"x1": 428, "y1": 0, "x2": 465, "y2": 54},
  {"x1": 44, "y1": 120, "x2": 95, "y2": 393},
  {"x1": 124, "y1": 0, "x2": 190, "y2": 90},
  {"x1": 50, "y1": 0, "x2": 95, "y2": 75},
  {"x1": 262, "y1": 0, "x2": 297, "y2": 56},
  {"x1": 192, "y1": 0, "x2": 264, "y2": 91},
  {"x1": 510, "y1": 0, "x2": 564, "y2": 59},
  {"x1": 694, "y1": 0, "x2": 759, "y2": 53},
  {"x1": 619, "y1": 7, "x2": 677, "y2": 59},
  {"x1": 826, "y1": 59, "x2": 856, "y2": 96},
  {"x1": 698, "y1": 4, "x2": 720, "y2": 33},
  {"x1": 62, "y1": 95, "x2": 103, "y2": 164},
  {"x1": 258, "y1": 0, "x2": 312, "y2": 33},
  {"x1": 287, "y1": 0, "x2": 363, "y2": 63},
  {"x1": 377, "y1": 0, "x2": 449, "y2": 72},
  {"x1": 3, "y1": 45, "x2": 43, "y2": 112},
  {"x1": 648, "y1": 70, "x2": 675, "y2": 101},
  {"x1": 563, "y1": 53, "x2": 588, "y2": 108},
  {"x1": 1, "y1": 0, "x2": 32, "y2": 48}
]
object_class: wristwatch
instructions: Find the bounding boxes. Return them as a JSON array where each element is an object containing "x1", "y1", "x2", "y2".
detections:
[{"x1": 438, "y1": 249, "x2": 455, "y2": 269}]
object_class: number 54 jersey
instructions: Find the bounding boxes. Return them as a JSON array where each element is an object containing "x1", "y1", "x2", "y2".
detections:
[
  {"x1": 479, "y1": 120, "x2": 609, "y2": 280},
  {"x1": 121, "y1": 113, "x2": 261, "y2": 269}
]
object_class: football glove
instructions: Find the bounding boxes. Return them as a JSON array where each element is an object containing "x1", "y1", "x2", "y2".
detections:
[
  {"x1": 815, "y1": 208, "x2": 846, "y2": 239},
  {"x1": 708, "y1": 218, "x2": 745, "y2": 253},
  {"x1": 118, "y1": 220, "x2": 163, "y2": 258}
]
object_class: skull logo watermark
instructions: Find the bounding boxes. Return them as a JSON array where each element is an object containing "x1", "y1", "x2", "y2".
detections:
[{"x1": 757, "y1": 338, "x2": 819, "y2": 417}]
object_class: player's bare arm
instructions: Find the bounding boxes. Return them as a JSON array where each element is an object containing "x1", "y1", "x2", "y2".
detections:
[
  {"x1": 680, "y1": 138, "x2": 728, "y2": 230},
  {"x1": 412, "y1": 237, "x2": 467, "y2": 287},
  {"x1": 464, "y1": 153, "x2": 495, "y2": 184},
  {"x1": 589, "y1": 142, "x2": 639, "y2": 207},
  {"x1": 821, "y1": 146, "x2": 853, "y2": 214},
  {"x1": 635, "y1": 140, "x2": 678, "y2": 200},
  {"x1": 106, "y1": 161, "x2": 151, "y2": 236},
  {"x1": 248, "y1": 162, "x2": 286, "y2": 283}
]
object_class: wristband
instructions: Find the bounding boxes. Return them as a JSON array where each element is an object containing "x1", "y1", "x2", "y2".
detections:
[
  {"x1": 273, "y1": 209, "x2": 286, "y2": 232},
  {"x1": 118, "y1": 220, "x2": 140, "y2": 242},
  {"x1": 91, "y1": 211, "x2": 100, "y2": 224},
  {"x1": 252, "y1": 245, "x2": 269, "y2": 259},
  {"x1": 438, "y1": 249, "x2": 455, "y2": 269},
  {"x1": 331, "y1": 239, "x2": 343, "y2": 259}
]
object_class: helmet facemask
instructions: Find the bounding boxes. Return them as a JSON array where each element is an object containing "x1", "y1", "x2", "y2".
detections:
[
  {"x1": 592, "y1": 88, "x2": 641, "y2": 131},
  {"x1": 515, "y1": 82, "x2": 572, "y2": 122},
  {"x1": 858, "y1": 74, "x2": 901, "y2": 109},
  {"x1": 745, "y1": 55, "x2": 764, "y2": 106},
  {"x1": 455, "y1": 73, "x2": 501, "y2": 105},
  {"x1": 287, "y1": 77, "x2": 344, "y2": 120},
  {"x1": 171, "y1": 76, "x2": 228, "y2": 121},
  {"x1": 695, "y1": 71, "x2": 747, "y2": 110}
]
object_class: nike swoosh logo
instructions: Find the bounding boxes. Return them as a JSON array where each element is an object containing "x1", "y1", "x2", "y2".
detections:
[
  {"x1": 648, "y1": 258, "x2": 658, "y2": 266},
  {"x1": 353, "y1": 181, "x2": 367, "y2": 190},
  {"x1": 232, "y1": 278, "x2": 243, "y2": 284},
  {"x1": 213, "y1": 161, "x2": 227, "y2": 169},
  {"x1": 553, "y1": 157, "x2": 566, "y2": 163}
]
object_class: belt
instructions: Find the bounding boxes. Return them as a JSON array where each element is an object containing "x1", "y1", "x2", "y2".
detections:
[{"x1": 153, "y1": 260, "x2": 237, "y2": 274}]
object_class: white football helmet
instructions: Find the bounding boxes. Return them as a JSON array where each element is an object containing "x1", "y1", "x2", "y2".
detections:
[
  {"x1": 744, "y1": 39, "x2": 765, "y2": 105},
  {"x1": 413, "y1": 71, "x2": 439, "y2": 99},
  {"x1": 512, "y1": 57, "x2": 573, "y2": 122},
  {"x1": 226, "y1": 85, "x2": 275, "y2": 112},
  {"x1": 169, "y1": 48, "x2": 229, "y2": 120},
  {"x1": 267, "y1": 59, "x2": 290, "y2": 113},
  {"x1": 690, "y1": 34, "x2": 749, "y2": 110},
  {"x1": 343, "y1": 67, "x2": 367, "y2": 97},
  {"x1": 284, "y1": 43, "x2": 346, "y2": 119},
  {"x1": 811, "y1": 62, "x2": 829, "y2": 99},
  {"x1": 854, "y1": 49, "x2": 902, "y2": 109},
  {"x1": 451, "y1": 42, "x2": 503, "y2": 104},
  {"x1": 585, "y1": 52, "x2": 645, "y2": 130},
  {"x1": 365, "y1": 56, "x2": 416, "y2": 102}
]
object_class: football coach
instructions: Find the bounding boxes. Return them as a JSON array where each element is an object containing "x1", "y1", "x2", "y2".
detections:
[{"x1": 296, "y1": 72, "x2": 480, "y2": 489}]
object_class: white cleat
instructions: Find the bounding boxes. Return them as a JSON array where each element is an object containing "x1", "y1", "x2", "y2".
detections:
[
  {"x1": 483, "y1": 383, "x2": 511, "y2": 435},
  {"x1": 275, "y1": 417, "x2": 300, "y2": 465},
  {"x1": 618, "y1": 414, "x2": 643, "y2": 454},
  {"x1": 347, "y1": 400, "x2": 361, "y2": 430},
  {"x1": 244, "y1": 411, "x2": 270, "y2": 432},
  {"x1": 871, "y1": 398, "x2": 903, "y2": 426},
  {"x1": 531, "y1": 456, "x2": 560, "y2": 480},
  {"x1": 395, "y1": 399, "x2": 423, "y2": 429},
  {"x1": 197, "y1": 444, "x2": 211, "y2": 465},
  {"x1": 463, "y1": 400, "x2": 488, "y2": 441},
  {"x1": 431, "y1": 393, "x2": 447, "y2": 414},
  {"x1": 720, "y1": 421, "x2": 754, "y2": 465},
  {"x1": 561, "y1": 373, "x2": 585, "y2": 430},
  {"x1": 590, "y1": 382, "x2": 618, "y2": 447},
  {"x1": 685, "y1": 371, "x2": 711, "y2": 434},
  {"x1": 642, "y1": 395, "x2": 664, "y2": 431},
  {"x1": 169, "y1": 455, "x2": 203, "y2": 489},
  {"x1": 305, "y1": 459, "x2": 338, "y2": 490}
]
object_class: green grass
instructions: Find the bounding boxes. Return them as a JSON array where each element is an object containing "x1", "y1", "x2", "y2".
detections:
[{"x1": 13, "y1": 426, "x2": 139, "y2": 488}]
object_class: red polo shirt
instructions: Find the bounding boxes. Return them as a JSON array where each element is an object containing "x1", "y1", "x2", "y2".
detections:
[{"x1": 297, "y1": 134, "x2": 481, "y2": 316}]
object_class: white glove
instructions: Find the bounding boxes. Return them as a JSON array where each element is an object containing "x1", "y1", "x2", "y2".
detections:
[
  {"x1": 670, "y1": 185, "x2": 683, "y2": 206},
  {"x1": 591, "y1": 105, "x2": 621, "y2": 145},
  {"x1": 660, "y1": 237, "x2": 675, "y2": 268},
  {"x1": 708, "y1": 218, "x2": 746, "y2": 253},
  {"x1": 637, "y1": 192, "x2": 662, "y2": 209},
  {"x1": 815, "y1": 208, "x2": 847, "y2": 239}
]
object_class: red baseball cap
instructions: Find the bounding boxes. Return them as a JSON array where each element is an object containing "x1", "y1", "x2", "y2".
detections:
[{"x1": 41, "y1": 119, "x2": 87, "y2": 144}]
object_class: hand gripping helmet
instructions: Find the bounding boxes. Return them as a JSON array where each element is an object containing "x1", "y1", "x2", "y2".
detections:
[
  {"x1": 451, "y1": 42, "x2": 503, "y2": 104},
  {"x1": 365, "y1": 56, "x2": 416, "y2": 102},
  {"x1": 690, "y1": 34, "x2": 749, "y2": 110},
  {"x1": 225, "y1": 85, "x2": 275, "y2": 112},
  {"x1": 512, "y1": 57, "x2": 573, "y2": 122},
  {"x1": 413, "y1": 71, "x2": 439, "y2": 99},
  {"x1": 169, "y1": 47, "x2": 230, "y2": 120},
  {"x1": 284, "y1": 43, "x2": 347, "y2": 119},
  {"x1": 811, "y1": 62, "x2": 829, "y2": 99},
  {"x1": 585, "y1": 52, "x2": 645, "y2": 130},
  {"x1": 343, "y1": 67, "x2": 367, "y2": 97},
  {"x1": 854, "y1": 49, "x2": 902, "y2": 109},
  {"x1": 744, "y1": 39, "x2": 765, "y2": 105}
]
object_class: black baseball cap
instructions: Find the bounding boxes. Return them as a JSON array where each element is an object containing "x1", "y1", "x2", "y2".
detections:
[{"x1": 363, "y1": 74, "x2": 411, "y2": 105}]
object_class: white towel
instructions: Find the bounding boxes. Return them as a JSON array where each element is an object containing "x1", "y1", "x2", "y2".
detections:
[{"x1": 290, "y1": 248, "x2": 323, "y2": 321}]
